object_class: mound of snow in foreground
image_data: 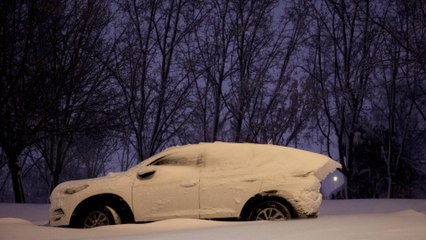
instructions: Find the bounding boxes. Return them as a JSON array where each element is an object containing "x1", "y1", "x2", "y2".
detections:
[{"x1": 0, "y1": 199, "x2": 425, "y2": 240}]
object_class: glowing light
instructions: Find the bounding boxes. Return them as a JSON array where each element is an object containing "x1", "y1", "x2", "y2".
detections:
[{"x1": 333, "y1": 176, "x2": 338, "y2": 182}]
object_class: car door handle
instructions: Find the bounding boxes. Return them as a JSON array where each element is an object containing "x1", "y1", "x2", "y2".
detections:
[
  {"x1": 180, "y1": 180, "x2": 198, "y2": 188},
  {"x1": 242, "y1": 178, "x2": 257, "y2": 183}
]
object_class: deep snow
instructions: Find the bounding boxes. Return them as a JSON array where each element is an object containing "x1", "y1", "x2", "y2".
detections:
[{"x1": 0, "y1": 199, "x2": 425, "y2": 240}]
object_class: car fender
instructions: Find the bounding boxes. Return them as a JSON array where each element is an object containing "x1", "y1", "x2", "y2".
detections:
[{"x1": 259, "y1": 175, "x2": 322, "y2": 217}]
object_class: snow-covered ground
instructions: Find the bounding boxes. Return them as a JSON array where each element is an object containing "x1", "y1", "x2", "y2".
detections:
[{"x1": 0, "y1": 199, "x2": 425, "y2": 240}]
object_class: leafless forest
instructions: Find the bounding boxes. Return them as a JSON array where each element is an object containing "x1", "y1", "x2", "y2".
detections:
[{"x1": 1, "y1": 0, "x2": 425, "y2": 202}]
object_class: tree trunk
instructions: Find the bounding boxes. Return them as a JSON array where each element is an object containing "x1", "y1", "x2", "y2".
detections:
[
  {"x1": 51, "y1": 171, "x2": 60, "y2": 193},
  {"x1": 7, "y1": 153, "x2": 25, "y2": 203}
]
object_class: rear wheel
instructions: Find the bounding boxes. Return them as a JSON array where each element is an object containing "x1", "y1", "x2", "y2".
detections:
[
  {"x1": 249, "y1": 201, "x2": 292, "y2": 221},
  {"x1": 83, "y1": 206, "x2": 121, "y2": 228}
]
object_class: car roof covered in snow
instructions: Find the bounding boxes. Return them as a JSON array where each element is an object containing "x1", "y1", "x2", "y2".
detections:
[{"x1": 143, "y1": 142, "x2": 341, "y2": 180}]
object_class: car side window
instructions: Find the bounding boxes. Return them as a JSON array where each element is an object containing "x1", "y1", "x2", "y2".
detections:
[
  {"x1": 152, "y1": 157, "x2": 182, "y2": 166},
  {"x1": 151, "y1": 154, "x2": 204, "y2": 167}
]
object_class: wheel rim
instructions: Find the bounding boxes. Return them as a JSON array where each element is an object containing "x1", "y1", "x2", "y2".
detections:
[
  {"x1": 84, "y1": 210, "x2": 110, "y2": 228},
  {"x1": 255, "y1": 207, "x2": 287, "y2": 221}
]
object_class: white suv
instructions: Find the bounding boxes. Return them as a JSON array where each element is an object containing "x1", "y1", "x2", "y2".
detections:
[{"x1": 50, "y1": 142, "x2": 340, "y2": 228}]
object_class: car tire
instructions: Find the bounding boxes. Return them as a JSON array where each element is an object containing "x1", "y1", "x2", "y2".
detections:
[
  {"x1": 248, "y1": 200, "x2": 292, "y2": 221},
  {"x1": 82, "y1": 205, "x2": 121, "y2": 228}
]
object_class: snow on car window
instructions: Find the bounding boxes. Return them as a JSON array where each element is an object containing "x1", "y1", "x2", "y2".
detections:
[
  {"x1": 151, "y1": 153, "x2": 202, "y2": 167},
  {"x1": 199, "y1": 142, "x2": 340, "y2": 180}
]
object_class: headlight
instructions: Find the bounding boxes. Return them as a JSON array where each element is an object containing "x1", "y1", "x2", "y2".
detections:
[{"x1": 63, "y1": 184, "x2": 89, "y2": 195}]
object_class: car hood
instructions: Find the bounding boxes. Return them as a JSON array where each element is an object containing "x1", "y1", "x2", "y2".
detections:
[{"x1": 51, "y1": 171, "x2": 133, "y2": 198}]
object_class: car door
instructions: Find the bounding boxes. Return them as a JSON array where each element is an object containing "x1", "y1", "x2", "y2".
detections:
[
  {"x1": 131, "y1": 155, "x2": 201, "y2": 222},
  {"x1": 199, "y1": 163, "x2": 262, "y2": 219}
]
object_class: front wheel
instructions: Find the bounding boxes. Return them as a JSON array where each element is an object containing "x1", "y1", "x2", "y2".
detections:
[
  {"x1": 248, "y1": 201, "x2": 292, "y2": 221},
  {"x1": 83, "y1": 206, "x2": 121, "y2": 228}
]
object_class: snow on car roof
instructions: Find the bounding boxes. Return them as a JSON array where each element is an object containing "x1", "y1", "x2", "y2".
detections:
[{"x1": 152, "y1": 142, "x2": 341, "y2": 180}]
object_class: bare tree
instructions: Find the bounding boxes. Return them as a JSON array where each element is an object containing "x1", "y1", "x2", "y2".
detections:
[
  {"x1": 304, "y1": 0, "x2": 381, "y2": 198},
  {"x1": 115, "y1": 133, "x2": 137, "y2": 171},
  {"x1": 185, "y1": 0, "x2": 313, "y2": 146},
  {"x1": 73, "y1": 136, "x2": 117, "y2": 179},
  {"x1": 34, "y1": 0, "x2": 117, "y2": 191},
  {"x1": 112, "y1": 0, "x2": 205, "y2": 161},
  {"x1": 185, "y1": 0, "x2": 236, "y2": 142},
  {"x1": 0, "y1": 149, "x2": 10, "y2": 198},
  {"x1": 243, "y1": 0, "x2": 313, "y2": 145},
  {"x1": 225, "y1": 0, "x2": 277, "y2": 142},
  {"x1": 366, "y1": 0, "x2": 426, "y2": 197},
  {"x1": 0, "y1": 0, "x2": 116, "y2": 201},
  {"x1": 0, "y1": 0, "x2": 60, "y2": 202},
  {"x1": 371, "y1": 0, "x2": 426, "y2": 122}
]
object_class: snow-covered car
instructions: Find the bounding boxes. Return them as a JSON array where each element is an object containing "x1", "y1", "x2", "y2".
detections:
[{"x1": 49, "y1": 142, "x2": 341, "y2": 228}]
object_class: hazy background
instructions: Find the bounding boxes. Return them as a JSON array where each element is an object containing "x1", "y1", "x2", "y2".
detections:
[{"x1": 1, "y1": 0, "x2": 425, "y2": 203}]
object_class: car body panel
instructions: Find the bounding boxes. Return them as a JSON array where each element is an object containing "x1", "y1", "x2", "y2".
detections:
[
  {"x1": 49, "y1": 172, "x2": 134, "y2": 226},
  {"x1": 260, "y1": 175, "x2": 322, "y2": 217},
  {"x1": 199, "y1": 169, "x2": 262, "y2": 219},
  {"x1": 132, "y1": 165, "x2": 200, "y2": 221}
]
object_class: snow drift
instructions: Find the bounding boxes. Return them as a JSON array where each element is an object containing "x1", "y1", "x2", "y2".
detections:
[{"x1": 1, "y1": 199, "x2": 426, "y2": 240}]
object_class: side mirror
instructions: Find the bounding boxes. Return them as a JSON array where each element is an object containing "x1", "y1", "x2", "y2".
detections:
[{"x1": 137, "y1": 167, "x2": 156, "y2": 179}]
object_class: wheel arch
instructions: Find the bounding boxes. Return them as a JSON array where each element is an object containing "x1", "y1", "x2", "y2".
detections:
[
  {"x1": 70, "y1": 193, "x2": 134, "y2": 227},
  {"x1": 239, "y1": 191, "x2": 297, "y2": 220}
]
